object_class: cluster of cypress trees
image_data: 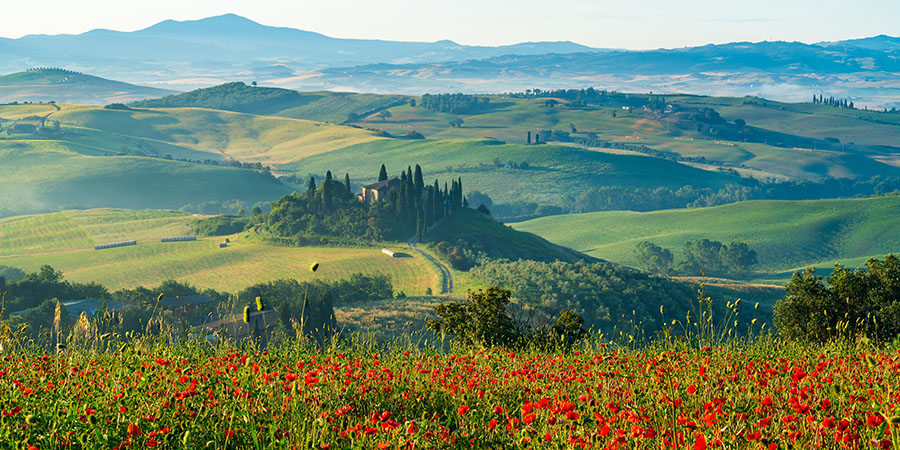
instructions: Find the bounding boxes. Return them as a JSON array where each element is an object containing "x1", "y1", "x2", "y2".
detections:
[
  {"x1": 261, "y1": 164, "x2": 465, "y2": 243},
  {"x1": 376, "y1": 164, "x2": 465, "y2": 241},
  {"x1": 812, "y1": 94, "x2": 854, "y2": 109}
]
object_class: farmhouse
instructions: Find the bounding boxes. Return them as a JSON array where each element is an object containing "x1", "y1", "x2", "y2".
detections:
[{"x1": 359, "y1": 177, "x2": 401, "y2": 202}]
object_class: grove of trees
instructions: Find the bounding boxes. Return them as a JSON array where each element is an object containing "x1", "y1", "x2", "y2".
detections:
[
  {"x1": 774, "y1": 255, "x2": 900, "y2": 342},
  {"x1": 253, "y1": 165, "x2": 465, "y2": 243},
  {"x1": 634, "y1": 239, "x2": 758, "y2": 277},
  {"x1": 419, "y1": 93, "x2": 489, "y2": 114}
]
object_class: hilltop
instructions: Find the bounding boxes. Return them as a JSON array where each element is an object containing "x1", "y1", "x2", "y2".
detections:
[
  {"x1": 0, "y1": 68, "x2": 176, "y2": 104},
  {"x1": 129, "y1": 81, "x2": 406, "y2": 122}
]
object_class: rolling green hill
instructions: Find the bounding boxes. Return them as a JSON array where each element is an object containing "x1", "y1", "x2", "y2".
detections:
[
  {"x1": 513, "y1": 195, "x2": 900, "y2": 280},
  {"x1": 50, "y1": 105, "x2": 383, "y2": 164},
  {"x1": 426, "y1": 208, "x2": 590, "y2": 264},
  {"x1": 0, "y1": 68, "x2": 176, "y2": 104},
  {"x1": 0, "y1": 140, "x2": 297, "y2": 214},
  {"x1": 0, "y1": 209, "x2": 441, "y2": 294},
  {"x1": 129, "y1": 82, "x2": 407, "y2": 123},
  {"x1": 348, "y1": 94, "x2": 900, "y2": 181},
  {"x1": 287, "y1": 139, "x2": 745, "y2": 207}
]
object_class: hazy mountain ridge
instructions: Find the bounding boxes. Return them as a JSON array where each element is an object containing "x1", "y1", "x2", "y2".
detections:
[{"x1": 1, "y1": 15, "x2": 899, "y2": 106}]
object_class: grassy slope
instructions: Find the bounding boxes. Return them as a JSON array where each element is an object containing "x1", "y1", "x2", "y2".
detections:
[
  {"x1": 427, "y1": 208, "x2": 590, "y2": 263},
  {"x1": 352, "y1": 96, "x2": 900, "y2": 181},
  {"x1": 513, "y1": 196, "x2": 900, "y2": 278},
  {"x1": 0, "y1": 70, "x2": 175, "y2": 104},
  {"x1": 129, "y1": 82, "x2": 406, "y2": 124},
  {"x1": 0, "y1": 209, "x2": 441, "y2": 295},
  {"x1": 0, "y1": 140, "x2": 296, "y2": 213},
  {"x1": 51, "y1": 106, "x2": 382, "y2": 164},
  {"x1": 288, "y1": 139, "x2": 743, "y2": 206},
  {"x1": 257, "y1": 91, "x2": 408, "y2": 123}
]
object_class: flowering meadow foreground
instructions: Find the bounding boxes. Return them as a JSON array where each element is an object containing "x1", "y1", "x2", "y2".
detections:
[{"x1": 2, "y1": 338, "x2": 900, "y2": 450}]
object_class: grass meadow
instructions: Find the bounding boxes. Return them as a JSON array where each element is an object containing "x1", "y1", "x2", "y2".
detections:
[
  {"x1": 0, "y1": 209, "x2": 444, "y2": 295},
  {"x1": 514, "y1": 195, "x2": 900, "y2": 281}
]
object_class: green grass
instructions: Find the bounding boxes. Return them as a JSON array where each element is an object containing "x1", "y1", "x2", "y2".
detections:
[
  {"x1": 352, "y1": 95, "x2": 900, "y2": 181},
  {"x1": 0, "y1": 69, "x2": 175, "y2": 104},
  {"x1": 129, "y1": 82, "x2": 406, "y2": 123},
  {"x1": 0, "y1": 140, "x2": 297, "y2": 214},
  {"x1": 513, "y1": 195, "x2": 900, "y2": 279},
  {"x1": 0, "y1": 209, "x2": 452, "y2": 295},
  {"x1": 50, "y1": 106, "x2": 382, "y2": 164},
  {"x1": 0, "y1": 209, "x2": 190, "y2": 256},
  {"x1": 428, "y1": 208, "x2": 589, "y2": 264},
  {"x1": 288, "y1": 138, "x2": 743, "y2": 207},
  {"x1": 259, "y1": 91, "x2": 408, "y2": 123}
]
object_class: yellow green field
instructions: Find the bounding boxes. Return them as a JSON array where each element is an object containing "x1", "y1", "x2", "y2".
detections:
[
  {"x1": 50, "y1": 106, "x2": 383, "y2": 164},
  {"x1": 0, "y1": 209, "x2": 442, "y2": 295}
]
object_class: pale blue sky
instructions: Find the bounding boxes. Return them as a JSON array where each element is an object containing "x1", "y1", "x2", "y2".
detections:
[{"x1": 3, "y1": 0, "x2": 898, "y2": 49}]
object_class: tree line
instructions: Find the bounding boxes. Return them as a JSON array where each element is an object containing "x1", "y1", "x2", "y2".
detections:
[
  {"x1": 129, "y1": 82, "x2": 300, "y2": 113},
  {"x1": 1, "y1": 265, "x2": 392, "y2": 346},
  {"x1": 635, "y1": 240, "x2": 758, "y2": 278},
  {"x1": 812, "y1": 94, "x2": 855, "y2": 109},
  {"x1": 468, "y1": 259, "x2": 762, "y2": 337},
  {"x1": 419, "y1": 93, "x2": 489, "y2": 114},
  {"x1": 466, "y1": 176, "x2": 900, "y2": 221}
]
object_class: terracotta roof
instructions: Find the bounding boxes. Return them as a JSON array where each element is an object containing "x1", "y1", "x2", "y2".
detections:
[{"x1": 363, "y1": 177, "x2": 400, "y2": 190}]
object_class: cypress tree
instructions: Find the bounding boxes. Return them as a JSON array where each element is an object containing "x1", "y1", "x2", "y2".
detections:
[
  {"x1": 344, "y1": 173, "x2": 352, "y2": 195},
  {"x1": 432, "y1": 180, "x2": 441, "y2": 219},
  {"x1": 325, "y1": 170, "x2": 333, "y2": 182},
  {"x1": 378, "y1": 164, "x2": 388, "y2": 182},
  {"x1": 414, "y1": 165, "x2": 424, "y2": 198},
  {"x1": 425, "y1": 186, "x2": 434, "y2": 226},
  {"x1": 307, "y1": 176, "x2": 317, "y2": 193}
]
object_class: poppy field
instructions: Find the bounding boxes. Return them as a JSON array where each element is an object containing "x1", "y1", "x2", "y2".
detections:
[{"x1": 2, "y1": 337, "x2": 900, "y2": 450}]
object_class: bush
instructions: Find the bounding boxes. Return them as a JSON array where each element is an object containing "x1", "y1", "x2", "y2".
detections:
[
  {"x1": 774, "y1": 255, "x2": 900, "y2": 342},
  {"x1": 428, "y1": 287, "x2": 588, "y2": 349},
  {"x1": 192, "y1": 215, "x2": 250, "y2": 236}
]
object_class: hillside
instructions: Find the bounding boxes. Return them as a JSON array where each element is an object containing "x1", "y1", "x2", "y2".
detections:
[
  {"x1": 47, "y1": 105, "x2": 383, "y2": 164},
  {"x1": 288, "y1": 139, "x2": 746, "y2": 207},
  {"x1": 345, "y1": 94, "x2": 900, "y2": 181},
  {"x1": 0, "y1": 209, "x2": 441, "y2": 294},
  {"x1": 130, "y1": 82, "x2": 407, "y2": 123},
  {"x1": 0, "y1": 68, "x2": 176, "y2": 104},
  {"x1": 0, "y1": 140, "x2": 296, "y2": 215},
  {"x1": 513, "y1": 195, "x2": 900, "y2": 279},
  {"x1": 426, "y1": 208, "x2": 590, "y2": 264}
]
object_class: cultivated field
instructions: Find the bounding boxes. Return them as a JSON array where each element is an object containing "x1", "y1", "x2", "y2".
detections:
[{"x1": 0, "y1": 209, "x2": 442, "y2": 295}]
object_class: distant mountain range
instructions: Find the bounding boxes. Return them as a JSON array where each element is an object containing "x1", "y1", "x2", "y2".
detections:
[
  {"x1": 1, "y1": 14, "x2": 899, "y2": 107},
  {"x1": 0, "y1": 14, "x2": 598, "y2": 88}
]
